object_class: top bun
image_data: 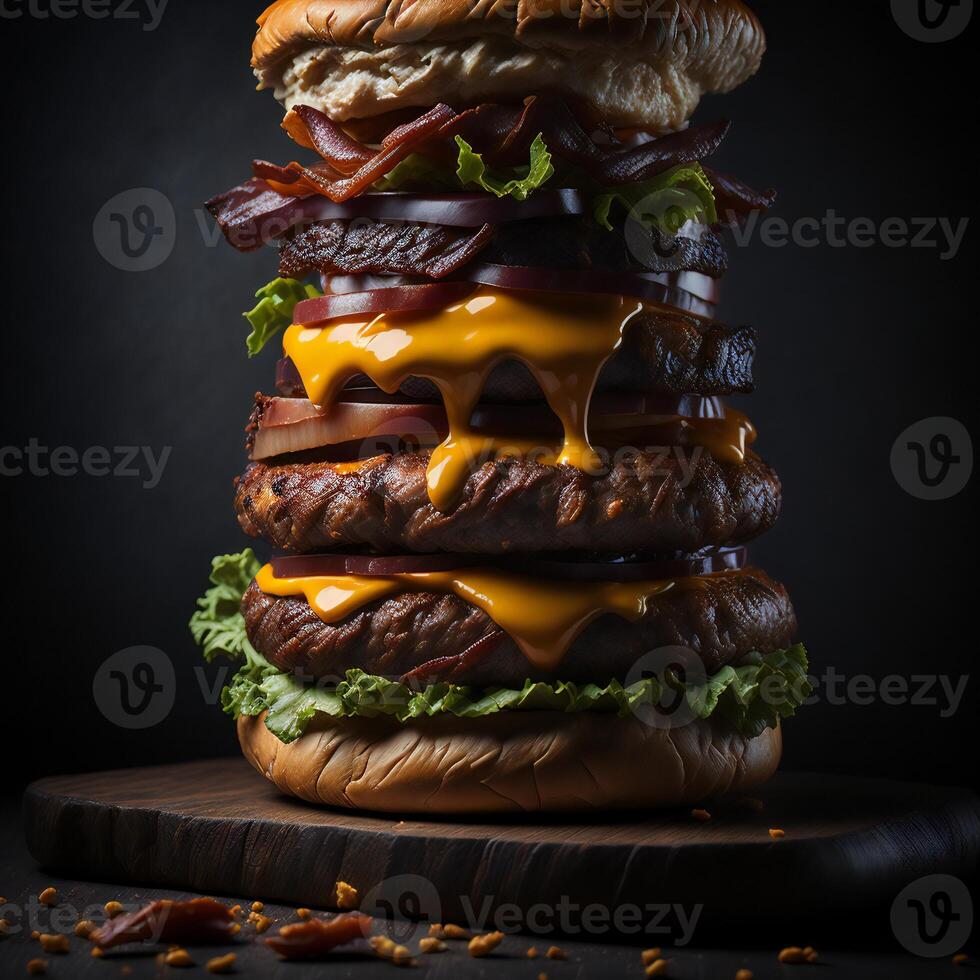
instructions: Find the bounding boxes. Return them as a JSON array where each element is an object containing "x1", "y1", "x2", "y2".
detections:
[{"x1": 252, "y1": 0, "x2": 765, "y2": 131}]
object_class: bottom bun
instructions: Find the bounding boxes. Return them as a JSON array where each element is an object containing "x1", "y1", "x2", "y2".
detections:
[{"x1": 238, "y1": 712, "x2": 782, "y2": 814}]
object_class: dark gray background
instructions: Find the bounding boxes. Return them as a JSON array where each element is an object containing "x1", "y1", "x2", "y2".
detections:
[{"x1": 1, "y1": 0, "x2": 974, "y2": 791}]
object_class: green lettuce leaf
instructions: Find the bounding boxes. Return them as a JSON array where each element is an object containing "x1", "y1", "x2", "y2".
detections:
[
  {"x1": 594, "y1": 163, "x2": 718, "y2": 233},
  {"x1": 243, "y1": 278, "x2": 321, "y2": 357},
  {"x1": 221, "y1": 645, "x2": 812, "y2": 744},
  {"x1": 220, "y1": 638, "x2": 279, "y2": 719},
  {"x1": 374, "y1": 134, "x2": 555, "y2": 200},
  {"x1": 189, "y1": 550, "x2": 261, "y2": 662},
  {"x1": 191, "y1": 554, "x2": 811, "y2": 745},
  {"x1": 454, "y1": 133, "x2": 555, "y2": 201}
]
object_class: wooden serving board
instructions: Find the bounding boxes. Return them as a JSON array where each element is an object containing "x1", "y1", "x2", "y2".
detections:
[{"x1": 23, "y1": 759, "x2": 980, "y2": 939}]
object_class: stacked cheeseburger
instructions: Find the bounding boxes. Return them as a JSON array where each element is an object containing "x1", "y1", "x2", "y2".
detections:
[{"x1": 192, "y1": 0, "x2": 810, "y2": 813}]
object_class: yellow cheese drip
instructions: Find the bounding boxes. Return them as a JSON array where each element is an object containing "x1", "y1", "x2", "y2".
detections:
[
  {"x1": 256, "y1": 563, "x2": 726, "y2": 673},
  {"x1": 284, "y1": 288, "x2": 643, "y2": 512}
]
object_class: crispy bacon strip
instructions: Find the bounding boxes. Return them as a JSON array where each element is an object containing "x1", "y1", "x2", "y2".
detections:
[
  {"x1": 286, "y1": 105, "x2": 375, "y2": 173},
  {"x1": 88, "y1": 899, "x2": 236, "y2": 950},
  {"x1": 600, "y1": 120, "x2": 732, "y2": 184},
  {"x1": 206, "y1": 99, "x2": 772, "y2": 251},
  {"x1": 270, "y1": 99, "x2": 731, "y2": 188},
  {"x1": 704, "y1": 166, "x2": 778, "y2": 221},
  {"x1": 265, "y1": 914, "x2": 372, "y2": 960},
  {"x1": 206, "y1": 177, "x2": 309, "y2": 251},
  {"x1": 255, "y1": 104, "x2": 458, "y2": 202}
]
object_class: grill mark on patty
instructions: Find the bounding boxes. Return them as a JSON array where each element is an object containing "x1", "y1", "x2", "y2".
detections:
[
  {"x1": 241, "y1": 566, "x2": 797, "y2": 688},
  {"x1": 235, "y1": 450, "x2": 782, "y2": 555}
]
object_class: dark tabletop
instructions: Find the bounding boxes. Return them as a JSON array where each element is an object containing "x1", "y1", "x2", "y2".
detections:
[{"x1": 2, "y1": 798, "x2": 973, "y2": 979}]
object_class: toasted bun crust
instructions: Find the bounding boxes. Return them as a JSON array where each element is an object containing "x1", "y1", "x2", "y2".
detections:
[
  {"x1": 251, "y1": 0, "x2": 765, "y2": 129},
  {"x1": 238, "y1": 711, "x2": 781, "y2": 813},
  {"x1": 254, "y1": 0, "x2": 763, "y2": 66}
]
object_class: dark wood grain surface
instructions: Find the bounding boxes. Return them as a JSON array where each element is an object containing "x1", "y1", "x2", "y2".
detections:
[
  {"x1": 4, "y1": 776, "x2": 978, "y2": 979},
  {"x1": 20, "y1": 759, "x2": 980, "y2": 940}
]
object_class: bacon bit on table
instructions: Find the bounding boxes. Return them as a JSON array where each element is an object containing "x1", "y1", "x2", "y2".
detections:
[
  {"x1": 88, "y1": 898, "x2": 237, "y2": 949},
  {"x1": 265, "y1": 912, "x2": 371, "y2": 960}
]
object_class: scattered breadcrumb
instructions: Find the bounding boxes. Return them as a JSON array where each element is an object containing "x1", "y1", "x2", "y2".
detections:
[
  {"x1": 538, "y1": 974, "x2": 548, "y2": 980},
  {"x1": 443, "y1": 923, "x2": 470, "y2": 940},
  {"x1": 468, "y1": 931, "x2": 505, "y2": 957},
  {"x1": 207, "y1": 953, "x2": 237, "y2": 974},
  {"x1": 645, "y1": 959, "x2": 670, "y2": 976},
  {"x1": 164, "y1": 948, "x2": 194, "y2": 967},
  {"x1": 735, "y1": 970, "x2": 754, "y2": 980},
  {"x1": 229, "y1": 904, "x2": 242, "y2": 918},
  {"x1": 370, "y1": 935, "x2": 415, "y2": 965},
  {"x1": 38, "y1": 935, "x2": 69, "y2": 954},
  {"x1": 769, "y1": 828, "x2": 786, "y2": 840},
  {"x1": 546, "y1": 945, "x2": 566, "y2": 960},
  {"x1": 953, "y1": 953, "x2": 970, "y2": 966},
  {"x1": 104, "y1": 901, "x2": 125, "y2": 918},
  {"x1": 296, "y1": 908, "x2": 311, "y2": 920},
  {"x1": 91, "y1": 946, "x2": 104, "y2": 958},
  {"x1": 392, "y1": 944, "x2": 414, "y2": 964},
  {"x1": 74, "y1": 919, "x2": 97, "y2": 939},
  {"x1": 335, "y1": 881, "x2": 359, "y2": 909},
  {"x1": 803, "y1": 946, "x2": 818, "y2": 963},
  {"x1": 38, "y1": 889, "x2": 58, "y2": 907},
  {"x1": 248, "y1": 913, "x2": 273, "y2": 934},
  {"x1": 527, "y1": 945, "x2": 539, "y2": 958},
  {"x1": 641, "y1": 947, "x2": 663, "y2": 964},
  {"x1": 30, "y1": 931, "x2": 40, "y2": 940},
  {"x1": 419, "y1": 937, "x2": 447, "y2": 954},
  {"x1": 26, "y1": 961, "x2": 47, "y2": 976},
  {"x1": 690, "y1": 808, "x2": 712, "y2": 822},
  {"x1": 250, "y1": 901, "x2": 264, "y2": 913}
]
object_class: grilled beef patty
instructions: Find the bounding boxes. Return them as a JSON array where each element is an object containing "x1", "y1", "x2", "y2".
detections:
[
  {"x1": 241, "y1": 566, "x2": 796, "y2": 687},
  {"x1": 235, "y1": 450, "x2": 781, "y2": 555}
]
